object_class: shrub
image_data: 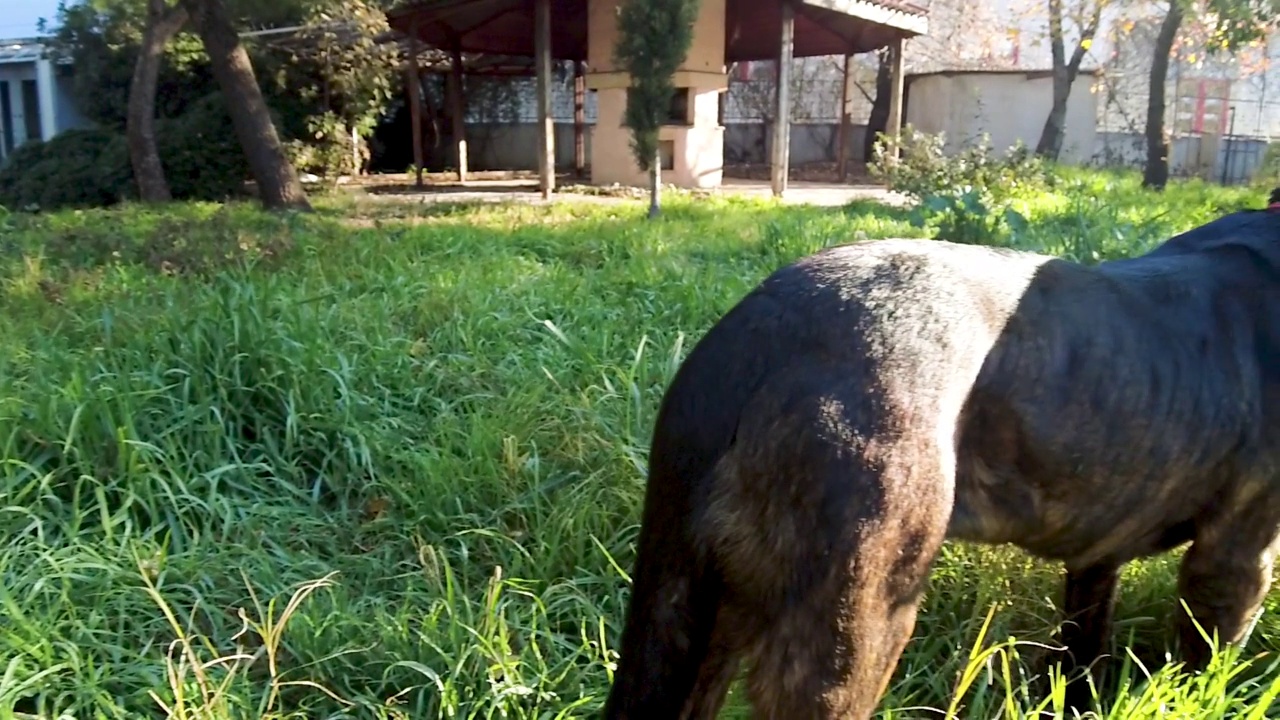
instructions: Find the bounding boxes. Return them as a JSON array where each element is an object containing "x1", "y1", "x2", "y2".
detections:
[
  {"x1": 869, "y1": 126, "x2": 1055, "y2": 247},
  {"x1": 156, "y1": 91, "x2": 252, "y2": 201},
  {"x1": 869, "y1": 126, "x2": 1055, "y2": 204},
  {"x1": 0, "y1": 93, "x2": 251, "y2": 212},
  {"x1": 905, "y1": 189, "x2": 1031, "y2": 247},
  {"x1": 0, "y1": 128, "x2": 122, "y2": 210}
]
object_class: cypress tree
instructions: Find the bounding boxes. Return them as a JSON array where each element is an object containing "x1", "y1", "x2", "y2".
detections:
[{"x1": 613, "y1": 0, "x2": 700, "y2": 218}]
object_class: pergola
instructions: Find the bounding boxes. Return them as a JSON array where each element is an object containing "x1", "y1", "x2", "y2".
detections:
[{"x1": 386, "y1": 0, "x2": 927, "y2": 197}]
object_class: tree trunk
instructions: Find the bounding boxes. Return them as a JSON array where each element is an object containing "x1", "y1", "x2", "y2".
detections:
[
  {"x1": 127, "y1": 0, "x2": 187, "y2": 203},
  {"x1": 1143, "y1": 1, "x2": 1184, "y2": 190},
  {"x1": 863, "y1": 48, "x2": 892, "y2": 162},
  {"x1": 181, "y1": 0, "x2": 311, "y2": 211},
  {"x1": 647, "y1": 147, "x2": 661, "y2": 219},
  {"x1": 1035, "y1": 0, "x2": 1101, "y2": 161}
]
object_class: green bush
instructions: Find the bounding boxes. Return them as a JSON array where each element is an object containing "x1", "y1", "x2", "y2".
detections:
[
  {"x1": 870, "y1": 126, "x2": 1055, "y2": 204},
  {"x1": 0, "y1": 128, "x2": 121, "y2": 210},
  {"x1": 156, "y1": 91, "x2": 252, "y2": 201},
  {"x1": 0, "y1": 93, "x2": 250, "y2": 212}
]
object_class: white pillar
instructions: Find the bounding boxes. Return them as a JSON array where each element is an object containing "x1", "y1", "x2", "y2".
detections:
[
  {"x1": 770, "y1": 1, "x2": 794, "y2": 197},
  {"x1": 36, "y1": 57, "x2": 58, "y2": 141},
  {"x1": 534, "y1": 0, "x2": 555, "y2": 199}
]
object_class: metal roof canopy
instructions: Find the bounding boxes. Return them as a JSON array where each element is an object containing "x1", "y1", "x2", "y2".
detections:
[
  {"x1": 385, "y1": 0, "x2": 927, "y2": 63},
  {"x1": 0, "y1": 39, "x2": 46, "y2": 65}
]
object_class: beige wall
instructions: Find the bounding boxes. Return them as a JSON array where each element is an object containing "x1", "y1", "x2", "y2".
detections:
[
  {"x1": 906, "y1": 72, "x2": 1099, "y2": 163},
  {"x1": 586, "y1": 0, "x2": 728, "y2": 188}
]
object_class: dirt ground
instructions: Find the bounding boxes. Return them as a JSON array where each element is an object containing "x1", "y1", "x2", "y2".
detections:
[{"x1": 325, "y1": 163, "x2": 908, "y2": 208}]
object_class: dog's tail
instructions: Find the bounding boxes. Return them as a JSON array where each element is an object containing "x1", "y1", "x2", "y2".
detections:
[
  {"x1": 602, "y1": 293, "x2": 784, "y2": 719},
  {"x1": 600, "y1": 459, "x2": 726, "y2": 719}
]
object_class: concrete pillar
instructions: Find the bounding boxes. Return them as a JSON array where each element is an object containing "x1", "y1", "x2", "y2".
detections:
[
  {"x1": 771, "y1": 0, "x2": 794, "y2": 197},
  {"x1": 449, "y1": 42, "x2": 469, "y2": 182},
  {"x1": 406, "y1": 24, "x2": 424, "y2": 188},
  {"x1": 574, "y1": 60, "x2": 586, "y2": 178},
  {"x1": 35, "y1": 57, "x2": 57, "y2": 141},
  {"x1": 535, "y1": 0, "x2": 555, "y2": 198}
]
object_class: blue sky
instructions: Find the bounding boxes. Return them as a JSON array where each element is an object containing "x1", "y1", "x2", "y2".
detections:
[{"x1": 3, "y1": 0, "x2": 64, "y2": 38}]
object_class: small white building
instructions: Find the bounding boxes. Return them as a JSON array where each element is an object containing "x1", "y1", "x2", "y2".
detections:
[
  {"x1": 905, "y1": 68, "x2": 1101, "y2": 164},
  {"x1": 0, "y1": 38, "x2": 89, "y2": 164}
]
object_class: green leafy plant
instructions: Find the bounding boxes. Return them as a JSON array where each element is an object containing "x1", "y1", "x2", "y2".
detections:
[{"x1": 870, "y1": 126, "x2": 1055, "y2": 205}]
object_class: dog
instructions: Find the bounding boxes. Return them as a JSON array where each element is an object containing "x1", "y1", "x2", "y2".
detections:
[{"x1": 602, "y1": 189, "x2": 1280, "y2": 719}]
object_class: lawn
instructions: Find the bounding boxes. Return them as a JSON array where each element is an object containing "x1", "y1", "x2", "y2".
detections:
[{"x1": 3, "y1": 171, "x2": 1280, "y2": 719}]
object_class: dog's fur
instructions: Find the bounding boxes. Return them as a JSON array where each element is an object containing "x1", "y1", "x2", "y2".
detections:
[{"x1": 602, "y1": 189, "x2": 1280, "y2": 719}]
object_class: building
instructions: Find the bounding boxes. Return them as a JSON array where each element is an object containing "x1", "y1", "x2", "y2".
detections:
[
  {"x1": 0, "y1": 37, "x2": 88, "y2": 164},
  {"x1": 905, "y1": 68, "x2": 1101, "y2": 164}
]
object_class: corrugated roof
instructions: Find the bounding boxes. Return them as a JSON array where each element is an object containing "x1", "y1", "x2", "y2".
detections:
[{"x1": 0, "y1": 38, "x2": 45, "y2": 65}]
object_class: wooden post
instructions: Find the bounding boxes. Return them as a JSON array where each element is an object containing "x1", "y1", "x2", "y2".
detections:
[
  {"x1": 534, "y1": 0, "x2": 555, "y2": 199},
  {"x1": 886, "y1": 37, "x2": 905, "y2": 161},
  {"x1": 406, "y1": 25, "x2": 424, "y2": 188},
  {"x1": 449, "y1": 42, "x2": 469, "y2": 183},
  {"x1": 836, "y1": 52, "x2": 853, "y2": 181},
  {"x1": 771, "y1": 0, "x2": 794, "y2": 198},
  {"x1": 574, "y1": 60, "x2": 586, "y2": 179}
]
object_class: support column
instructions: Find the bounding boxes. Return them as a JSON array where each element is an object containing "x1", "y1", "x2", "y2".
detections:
[
  {"x1": 449, "y1": 42, "x2": 469, "y2": 183},
  {"x1": 534, "y1": 0, "x2": 555, "y2": 199},
  {"x1": 573, "y1": 60, "x2": 586, "y2": 178},
  {"x1": 35, "y1": 57, "x2": 57, "y2": 141},
  {"x1": 406, "y1": 26, "x2": 424, "y2": 188},
  {"x1": 836, "y1": 52, "x2": 853, "y2": 181},
  {"x1": 770, "y1": 0, "x2": 794, "y2": 197},
  {"x1": 886, "y1": 36, "x2": 905, "y2": 161}
]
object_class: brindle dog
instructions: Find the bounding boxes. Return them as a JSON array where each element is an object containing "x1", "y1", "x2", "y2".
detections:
[{"x1": 602, "y1": 190, "x2": 1280, "y2": 719}]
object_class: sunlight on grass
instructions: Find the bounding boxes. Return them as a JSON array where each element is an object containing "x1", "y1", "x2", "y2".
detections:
[{"x1": 1, "y1": 174, "x2": 1277, "y2": 718}]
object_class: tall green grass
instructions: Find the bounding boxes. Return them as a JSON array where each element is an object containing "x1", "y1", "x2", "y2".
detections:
[{"x1": 1, "y1": 174, "x2": 1277, "y2": 718}]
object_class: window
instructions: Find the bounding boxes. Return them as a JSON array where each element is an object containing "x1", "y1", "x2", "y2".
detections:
[
  {"x1": 1174, "y1": 77, "x2": 1232, "y2": 135},
  {"x1": 625, "y1": 86, "x2": 693, "y2": 127},
  {"x1": 666, "y1": 87, "x2": 691, "y2": 126},
  {"x1": 0, "y1": 81, "x2": 13, "y2": 156},
  {"x1": 21, "y1": 79, "x2": 40, "y2": 142}
]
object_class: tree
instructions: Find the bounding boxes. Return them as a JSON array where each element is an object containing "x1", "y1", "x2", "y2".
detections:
[
  {"x1": 180, "y1": 0, "x2": 312, "y2": 211},
  {"x1": 289, "y1": 0, "x2": 401, "y2": 178},
  {"x1": 1143, "y1": 0, "x2": 1280, "y2": 188},
  {"x1": 1142, "y1": 2, "x2": 1183, "y2": 189},
  {"x1": 863, "y1": 48, "x2": 893, "y2": 163},
  {"x1": 1035, "y1": 0, "x2": 1105, "y2": 160},
  {"x1": 127, "y1": 0, "x2": 188, "y2": 202},
  {"x1": 613, "y1": 0, "x2": 701, "y2": 218}
]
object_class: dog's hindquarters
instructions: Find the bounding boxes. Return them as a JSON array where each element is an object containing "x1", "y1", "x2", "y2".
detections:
[
  {"x1": 693, "y1": 358, "x2": 959, "y2": 719},
  {"x1": 603, "y1": 242, "x2": 1010, "y2": 719}
]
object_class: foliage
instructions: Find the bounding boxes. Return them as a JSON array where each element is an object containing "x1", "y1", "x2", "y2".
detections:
[
  {"x1": 1192, "y1": 0, "x2": 1280, "y2": 51},
  {"x1": 612, "y1": 0, "x2": 701, "y2": 172},
  {"x1": 153, "y1": 91, "x2": 254, "y2": 200},
  {"x1": 277, "y1": 0, "x2": 401, "y2": 177},
  {"x1": 39, "y1": 0, "x2": 410, "y2": 183},
  {"x1": 1254, "y1": 142, "x2": 1280, "y2": 190},
  {"x1": 40, "y1": 0, "x2": 215, "y2": 129},
  {"x1": 0, "y1": 129, "x2": 123, "y2": 210},
  {"x1": 0, "y1": 94, "x2": 249, "y2": 211},
  {"x1": 870, "y1": 126, "x2": 1055, "y2": 206},
  {"x1": 0, "y1": 170, "x2": 1275, "y2": 718},
  {"x1": 906, "y1": 189, "x2": 1032, "y2": 247}
]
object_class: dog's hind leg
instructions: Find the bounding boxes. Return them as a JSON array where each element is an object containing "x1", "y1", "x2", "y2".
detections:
[{"x1": 703, "y1": 369, "x2": 956, "y2": 719}]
